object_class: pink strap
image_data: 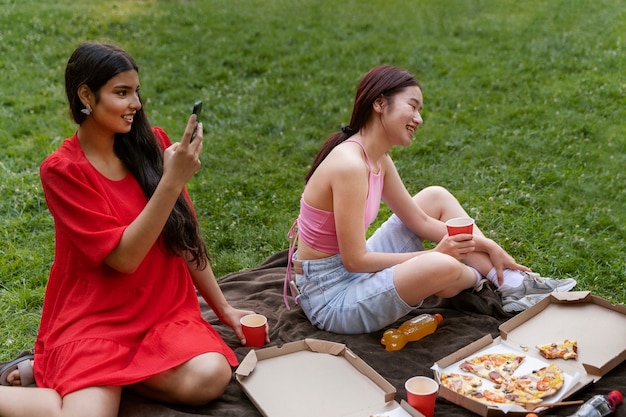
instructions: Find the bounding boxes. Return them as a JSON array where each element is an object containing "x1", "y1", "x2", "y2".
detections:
[
  {"x1": 345, "y1": 139, "x2": 373, "y2": 170},
  {"x1": 283, "y1": 220, "x2": 299, "y2": 309}
]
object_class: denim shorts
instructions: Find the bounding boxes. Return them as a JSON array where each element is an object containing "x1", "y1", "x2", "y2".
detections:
[{"x1": 294, "y1": 214, "x2": 425, "y2": 334}]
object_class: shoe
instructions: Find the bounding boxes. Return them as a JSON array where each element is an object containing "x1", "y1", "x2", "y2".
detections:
[
  {"x1": 0, "y1": 353, "x2": 35, "y2": 386},
  {"x1": 499, "y1": 272, "x2": 577, "y2": 313}
]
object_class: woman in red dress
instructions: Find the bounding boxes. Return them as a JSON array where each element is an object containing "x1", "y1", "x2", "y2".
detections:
[{"x1": 0, "y1": 42, "x2": 259, "y2": 416}]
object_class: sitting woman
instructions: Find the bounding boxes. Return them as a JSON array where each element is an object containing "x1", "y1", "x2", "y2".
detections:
[
  {"x1": 0, "y1": 42, "x2": 262, "y2": 416},
  {"x1": 284, "y1": 65, "x2": 576, "y2": 334}
]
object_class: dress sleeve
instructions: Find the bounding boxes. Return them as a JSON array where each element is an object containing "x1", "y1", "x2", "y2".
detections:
[{"x1": 40, "y1": 153, "x2": 128, "y2": 266}]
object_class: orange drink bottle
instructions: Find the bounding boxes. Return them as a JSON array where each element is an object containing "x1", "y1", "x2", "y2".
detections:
[{"x1": 381, "y1": 313, "x2": 443, "y2": 351}]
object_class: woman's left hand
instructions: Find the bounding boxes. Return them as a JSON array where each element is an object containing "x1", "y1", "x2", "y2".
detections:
[
  {"x1": 482, "y1": 237, "x2": 530, "y2": 285},
  {"x1": 220, "y1": 306, "x2": 270, "y2": 346}
]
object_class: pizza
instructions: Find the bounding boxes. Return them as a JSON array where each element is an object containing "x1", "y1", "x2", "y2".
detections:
[
  {"x1": 440, "y1": 373, "x2": 544, "y2": 405},
  {"x1": 440, "y1": 354, "x2": 565, "y2": 406},
  {"x1": 470, "y1": 385, "x2": 543, "y2": 405},
  {"x1": 536, "y1": 339, "x2": 577, "y2": 360},
  {"x1": 439, "y1": 373, "x2": 483, "y2": 396},
  {"x1": 510, "y1": 363, "x2": 564, "y2": 399},
  {"x1": 458, "y1": 353, "x2": 525, "y2": 383}
]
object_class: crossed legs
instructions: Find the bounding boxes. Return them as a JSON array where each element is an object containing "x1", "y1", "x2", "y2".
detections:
[{"x1": 392, "y1": 186, "x2": 495, "y2": 306}]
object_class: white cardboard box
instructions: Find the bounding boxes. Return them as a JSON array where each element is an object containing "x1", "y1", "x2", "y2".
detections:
[
  {"x1": 433, "y1": 291, "x2": 626, "y2": 416},
  {"x1": 235, "y1": 338, "x2": 425, "y2": 417}
]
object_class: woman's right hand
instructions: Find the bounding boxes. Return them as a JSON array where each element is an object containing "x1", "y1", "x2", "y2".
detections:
[
  {"x1": 434, "y1": 233, "x2": 475, "y2": 260},
  {"x1": 162, "y1": 114, "x2": 203, "y2": 188}
]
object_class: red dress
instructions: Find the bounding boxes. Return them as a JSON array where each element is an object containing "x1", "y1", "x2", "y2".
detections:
[{"x1": 35, "y1": 127, "x2": 237, "y2": 396}]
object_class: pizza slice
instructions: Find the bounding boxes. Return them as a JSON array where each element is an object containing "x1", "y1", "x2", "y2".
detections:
[
  {"x1": 459, "y1": 353, "x2": 525, "y2": 383},
  {"x1": 511, "y1": 363, "x2": 564, "y2": 399},
  {"x1": 440, "y1": 373, "x2": 483, "y2": 396},
  {"x1": 536, "y1": 339, "x2": 577, "y2": 360}
]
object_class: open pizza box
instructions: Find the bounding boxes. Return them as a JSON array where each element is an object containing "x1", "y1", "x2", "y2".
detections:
[
  {"x1": 432, "y1": 291, "x2": 626, "y2": 416},
  {"x1": 235, "y1": 338, "x2": 425, "y2": 417}
]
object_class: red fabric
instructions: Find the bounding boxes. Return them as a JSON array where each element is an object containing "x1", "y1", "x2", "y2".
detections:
[{"x1": 35, "y1": 127, "x2": 237, "y2": 396}]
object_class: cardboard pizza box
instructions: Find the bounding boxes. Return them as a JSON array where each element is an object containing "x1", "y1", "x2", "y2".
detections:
[
  {"x1": 433, "y1": 291, "x2": 626, "y2": 416},
  {"x1": 235, "y1": 338, "x2": 425, "y2": 417}
]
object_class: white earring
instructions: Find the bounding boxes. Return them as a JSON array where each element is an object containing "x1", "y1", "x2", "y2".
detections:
[{"x1": 80, "y1": 104, "x2": 92, "y2": 116}]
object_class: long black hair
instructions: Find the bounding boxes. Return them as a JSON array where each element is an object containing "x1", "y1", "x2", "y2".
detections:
[
  {"x1": 65, "y1": 42, "x2": 208, "y2": 269},
  {"x1": 305, "y1": 65, "x2": 420, "y2": 183}
]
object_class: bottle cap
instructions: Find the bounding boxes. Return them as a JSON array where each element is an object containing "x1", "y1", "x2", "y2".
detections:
[
  {"x1": 607, "y1": 390, "x2": 623, "y2": 407},
  {"x1": 434, "y1": 313, "x2": 443, "y2": 323}
]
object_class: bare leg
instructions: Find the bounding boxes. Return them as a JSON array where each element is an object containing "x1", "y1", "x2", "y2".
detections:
[
  {"x1": 392, "y1": 186, "x2": 504, "y2": 306},
  {"x1": 394, "y1": 250, "x2": 478, "y2": 306},
  {"x1": 128, "y1": 352, "x2": 232, "y2": 406},
  {"x1": 413, "y1": 186, "x2": 495, "y2": 276},
  {"x1": 0, "y1": 385, "x2": 121, "y2": 417}
]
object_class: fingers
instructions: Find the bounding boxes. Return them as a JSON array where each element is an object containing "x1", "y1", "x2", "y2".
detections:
[
  {"x1": 182, "y1": 114, "x2": 203, "y2": 146},
  {"x1": 496, "y1": 265, "x2": 504, "y2": 286}
]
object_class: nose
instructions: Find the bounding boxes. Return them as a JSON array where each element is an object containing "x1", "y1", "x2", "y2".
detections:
[
  {"x1": 413, "y1": 111, "x2": 423, "y2": 126},
  {"x1": 131, "y1": 92, "x2": 142, "y2": 110}
]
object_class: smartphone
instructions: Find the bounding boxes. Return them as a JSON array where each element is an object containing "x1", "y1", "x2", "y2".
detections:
[{"x1": 191, "y1": 100, "x2": 202, "y2": 142}]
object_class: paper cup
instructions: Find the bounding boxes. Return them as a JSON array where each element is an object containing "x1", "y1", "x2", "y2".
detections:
[
  {"x1": 405, "y1": 376, "x2": 439, "y2": 417},
  {"x1": 240, "y1": 313, "x2": 267, "y2": 348},
  {"x1": 445, "y1": 217, "x2": 474, "y2": 236}
]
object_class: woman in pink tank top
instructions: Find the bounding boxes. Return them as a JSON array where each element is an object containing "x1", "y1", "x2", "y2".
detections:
[{"x1": 285, "y1": 65, "x2": 576, "y2": 334}]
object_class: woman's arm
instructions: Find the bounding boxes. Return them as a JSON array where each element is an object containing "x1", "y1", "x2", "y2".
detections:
[
  {"x1": 186, "y1": 257, "x2": 257, "y2": 345},
  {"x1": 383, "y1": 158, "x2": 529, "y2": 280},
  {"x1": 104, "y1": 118, "x2": 202, "y2": 273},
  {"x1": 328, "y1": 152, "x2": 428, "y2": 272}
]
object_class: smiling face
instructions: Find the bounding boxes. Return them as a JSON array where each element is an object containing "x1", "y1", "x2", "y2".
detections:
[
  {"x1": 380, "y1": 86, "x2": 423, "y2": 146},
  {"x1": 82, "y1": 69, "x2": 142, "y2": 135}
]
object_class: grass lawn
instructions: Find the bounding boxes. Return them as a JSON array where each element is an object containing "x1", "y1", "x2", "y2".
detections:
[{"x1": 1, "y1": 0, "x2": 624, "y2": 360}]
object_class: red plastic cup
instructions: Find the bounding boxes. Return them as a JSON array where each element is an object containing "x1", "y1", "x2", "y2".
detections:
[
  {"x1": 405, "y1": 376, "x2": 439, "y2": 417},
  {"x1": 445, "y1": 217, "x2": 474, "y2": 236},
  {"x1": 240, "y1": 314, "x2": 267, "y2": 348}
]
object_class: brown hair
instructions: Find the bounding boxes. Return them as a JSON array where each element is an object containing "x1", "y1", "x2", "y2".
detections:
[{"x1": 304, "y1": 65, "x2": 420, "y2": 182}]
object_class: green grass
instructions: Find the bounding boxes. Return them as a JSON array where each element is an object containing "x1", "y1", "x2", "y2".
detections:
[{"x1": 1, "y1": 0, "x2": 624, "y2": 360}]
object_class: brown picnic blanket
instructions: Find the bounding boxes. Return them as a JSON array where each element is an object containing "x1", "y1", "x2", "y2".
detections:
[{"x1": 112, "y1": 249, "x2": 625, "y2": 417}]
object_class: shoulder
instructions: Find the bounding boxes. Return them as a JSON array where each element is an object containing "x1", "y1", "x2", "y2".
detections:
[
  {"x1": 325, "y1": 142, "x2": 370, "y2": 174},
  {"x1": 41, "y1": 134, "x2": 84, "y2": 175}
]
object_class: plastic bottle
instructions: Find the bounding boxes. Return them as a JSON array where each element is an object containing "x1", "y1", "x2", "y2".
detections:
[
  {"x1": 381, "y1": 313, "x2": 443, "y2": 351},
  {"x1": 566, "y1": 390, "x2": 623, "y2": 417}
]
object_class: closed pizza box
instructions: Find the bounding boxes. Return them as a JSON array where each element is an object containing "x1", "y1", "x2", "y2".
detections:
[
  {"x1": 235, "y1": 338, "x2": 425, "y2": 417},
  {"x1": 432, "y1": 291, "x2": 626, "y2": 416}
]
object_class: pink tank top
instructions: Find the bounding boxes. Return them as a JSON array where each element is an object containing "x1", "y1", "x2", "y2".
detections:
[
  {"x1": 297, "y1": 140, "x2": 383, "y2": 253},
  {"x1": 284, "y1": 140, "x2": 383, "y2": 308}
]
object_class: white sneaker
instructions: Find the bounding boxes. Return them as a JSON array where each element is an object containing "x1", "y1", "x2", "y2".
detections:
[{"x1": 499, "y1": 272, "x2": 577, "y2": 313}]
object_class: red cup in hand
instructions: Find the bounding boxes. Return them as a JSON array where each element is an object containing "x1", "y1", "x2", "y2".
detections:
[
  {"x1": 445, "y1": 217, "x2": 474, "y2": 236},
  {"x1": 240, "y1": 313, "x2": 267, "y2": 348}
]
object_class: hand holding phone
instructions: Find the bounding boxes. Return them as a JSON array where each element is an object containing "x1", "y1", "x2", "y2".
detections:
[{"x1": 191, "y1": 100, "x2": 202, "y2": 142}]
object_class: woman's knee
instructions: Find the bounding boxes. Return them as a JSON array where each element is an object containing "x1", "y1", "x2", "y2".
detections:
[
  {"x1": 395, "y1": 252, "x2": 464, "y2": 301},
  {"x1": 414, "y1": 185, "x2": 453, "y2": 202},
  {"x1": 176, "y1": 354, "x2": 232, "y2": 406},
  {"x1": 140, "y1": 353, "x2": 232, "y2": 406}
]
